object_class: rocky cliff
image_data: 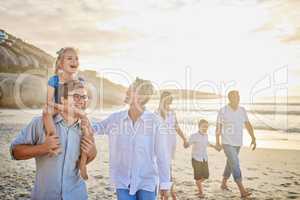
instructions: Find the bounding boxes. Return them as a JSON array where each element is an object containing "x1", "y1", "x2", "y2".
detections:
[
  {"x1": 0, "y1": 30, "x2": 54, "y2": 73},
  {"x1": 0, "y1": 30, "x2": 127, "y2": 108}
]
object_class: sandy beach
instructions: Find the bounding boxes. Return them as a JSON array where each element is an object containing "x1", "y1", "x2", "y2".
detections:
[{"x1": 1, "y1": 109, "x2": 300, "y2": 200}]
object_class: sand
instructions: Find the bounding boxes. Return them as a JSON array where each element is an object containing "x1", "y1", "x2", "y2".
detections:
[{"x1": 0, "y1": 109, "x2": 300, "y2": 200}]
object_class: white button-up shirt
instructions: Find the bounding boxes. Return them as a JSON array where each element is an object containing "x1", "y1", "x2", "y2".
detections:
[
  {"x1": 92, "y1": 109, "x2": 172, "y2": 195},
  {"x1": 188, "y1": 132, "x2": 209, "y2": 161}
]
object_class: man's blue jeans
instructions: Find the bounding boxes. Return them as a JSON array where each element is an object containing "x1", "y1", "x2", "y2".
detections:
[
  {"x1": 116, "y1": 189, "x2": 156, "y2": 200},
  {"x1": 222, "y1": 144, "x2": 242, "y2": 182}
]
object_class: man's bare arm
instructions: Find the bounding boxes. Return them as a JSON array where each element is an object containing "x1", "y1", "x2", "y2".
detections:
[
  {"x1": 12, "y1": 135, "x2": 60, "y2": 160},
  {"x1": 245, "y1": 121, "x2": 256, "y2": 150}
]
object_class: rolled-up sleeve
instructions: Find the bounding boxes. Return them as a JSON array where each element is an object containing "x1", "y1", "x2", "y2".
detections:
[
  {"x1": 10, "y1": 117, "x2": 42, "y2": 160},
  {"x1": 91, "y1": 114, "x2": 117, "y2": 136},
  {"x1": 155, "y1": 118, "x2": 172, "y2": 190}
]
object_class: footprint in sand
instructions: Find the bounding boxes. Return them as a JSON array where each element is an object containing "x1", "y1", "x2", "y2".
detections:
[
  {"x1": 288, "y1": 192, "x2": 299, "y2": 195},
  {"x1": 294, "y1": 181, "x2": 300, "y2": 186},
  {"x1": 247, "y1": 167, "x2": 258, "y2": 171},
  {"x1": 281, "y1": 183, "x2": 292, "y2": 187},
  {"x1": 246, "y1": 177, "x2": 259, "y2": 181},
  {"x1": 283, "y1": 176, "x2": 294, "y2": 179},
  {"x1": 287, "y1": 196, "x2": 299, "y2": 199},
  {"x1": 290, "y1": 172, "x2": 300, "y2": 176}
]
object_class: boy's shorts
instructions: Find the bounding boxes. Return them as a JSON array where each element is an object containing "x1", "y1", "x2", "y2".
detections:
[{"x1": 192, "y1": 158, "x2": 209, "y2": 180}]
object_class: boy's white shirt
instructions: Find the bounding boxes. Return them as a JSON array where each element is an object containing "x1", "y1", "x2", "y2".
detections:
[{"x1": 188, "y1": 131, "x2": 209, "y2": 161}]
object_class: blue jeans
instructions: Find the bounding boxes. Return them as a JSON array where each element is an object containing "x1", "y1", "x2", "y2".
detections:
[
  {"x1": 116, "y1": 189, "x2": 156, "y2": 200},
  {"x1": 222, "y1": 144, "x2": 242, "y2": 182}
]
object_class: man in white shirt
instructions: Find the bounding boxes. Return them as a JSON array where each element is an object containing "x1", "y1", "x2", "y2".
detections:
[
  {"x1": 92, "y1": 78, "x2": 171, "y2": 200},
  {"x1": 215, "y1": 90, "x2": 256, "y2": 198}
]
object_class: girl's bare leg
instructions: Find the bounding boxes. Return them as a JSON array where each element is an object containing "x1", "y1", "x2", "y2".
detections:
[
  {"x1": 42, "y1": 106, "x2": 60, "y2": 156},
  {"x1": 79, "y1": 151, "x2": 88, "y2": 180},
  {"x1": 79, "y1": 122, "x2": 91, "y2": 180}
]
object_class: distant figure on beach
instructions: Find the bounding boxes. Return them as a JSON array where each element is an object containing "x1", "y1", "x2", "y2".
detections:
[
  {"x1": 215, "y1": 90, "x2": 256, "y2": 198},
  {"x1": 92, "y1": 78, "x2": 171, "y2": 200},
  {"x1": 10, "y1": 80, "x2": 97, "y2": 200},
  {"x1": 184, "y1": 119, "x2": 219, "y2": 198},
  {"x1": 156, "y1": 91, "x2": 188, "y2": 200}
]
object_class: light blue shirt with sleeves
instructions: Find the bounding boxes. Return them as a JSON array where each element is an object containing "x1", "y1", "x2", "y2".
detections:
[{"x1": 10, "y1": 115, "x2": 88, "y2": 200}]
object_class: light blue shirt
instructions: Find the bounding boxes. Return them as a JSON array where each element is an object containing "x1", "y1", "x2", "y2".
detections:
[
  {"x1": 10, "y1": 115, "x2": 88, "y2": 200},
  {"x1": 92, "y1": 109, "x2": 172, "y2": 195}
]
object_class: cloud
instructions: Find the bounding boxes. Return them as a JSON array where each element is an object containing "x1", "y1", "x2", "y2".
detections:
[
  {"x1": 0, "y1": 0, "x2": 135, "y2": 57},
  {"x1": 255, "y1": 0, "x2": 300, "y2": 43}
]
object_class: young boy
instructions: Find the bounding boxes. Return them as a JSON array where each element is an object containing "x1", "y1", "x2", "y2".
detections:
[{"x1": 184, "y1": 119, "x2": 218, "y2": 198}]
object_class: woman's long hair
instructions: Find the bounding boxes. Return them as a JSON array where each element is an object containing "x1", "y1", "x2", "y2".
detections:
[{"x1": 158, "y1": 91, "x2": 172, "y2": 119}]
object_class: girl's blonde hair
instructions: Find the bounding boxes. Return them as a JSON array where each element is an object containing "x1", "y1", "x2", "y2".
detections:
[
  {"x1": 158, "y1": 91, "x2": 172, "y2": 119},
  {"x1": 54, "y1": 47, "x2": 78, "y2": 74}
]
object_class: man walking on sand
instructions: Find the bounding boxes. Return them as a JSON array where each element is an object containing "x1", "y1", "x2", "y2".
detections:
[
  {"x1": 215, "y1": 90, "x2": 256, "y2": 198},
  {"x1": 92, "y1": 78, "x2": 171, "y2": 200},
  {"x1": 10, "y1": 80, "x2": 97, "y2": 200}
]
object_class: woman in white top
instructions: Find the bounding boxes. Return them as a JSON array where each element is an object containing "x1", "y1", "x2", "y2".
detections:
[{"x1": 157, "y1": 91, "x2": 188, "y2": 200}]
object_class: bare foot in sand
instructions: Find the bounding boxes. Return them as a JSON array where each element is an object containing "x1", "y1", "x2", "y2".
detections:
[
  {"x1": 221, "y1": 184, "x2": 231, "y2": 191},
  {"x1": 241, "y1": 191, "x2": 252, "y2": 198},
  {"x1": 197, "y1": 193, "x2": 205, "y2": 198}
]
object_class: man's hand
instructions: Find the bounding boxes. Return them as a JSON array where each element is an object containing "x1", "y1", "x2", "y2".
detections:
[
  {"x1": 160, "y1": 190, "x2": 169, "y2": 200},
  {"x1": 250, "y1": 138, "x2": 256, "y2": 151},
  {"x1": 42, "y1": 134, "x2": 61, "y2": 155}
]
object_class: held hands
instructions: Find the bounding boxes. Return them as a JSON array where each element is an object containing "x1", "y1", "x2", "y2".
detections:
[
  {"x1": 250, "y1": 138, "x2": 256, "y2": 151},
  {"x1": 215, "y1": 143, "x2": 222, "y2": 152},
  {"x1": 182, "y1": 137, "x2": 189, "y2": 148}
]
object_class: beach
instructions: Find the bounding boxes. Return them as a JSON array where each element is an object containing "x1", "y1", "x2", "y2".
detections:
[{"x1": 1, "y1": 109, "x2": 300, "y2": 200}]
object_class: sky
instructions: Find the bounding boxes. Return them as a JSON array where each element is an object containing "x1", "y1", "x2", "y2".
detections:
[{"x1": 1, "y1": 0, "x2": 300, "y2": 100}]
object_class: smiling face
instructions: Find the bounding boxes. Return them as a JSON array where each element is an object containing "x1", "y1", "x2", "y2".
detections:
[
  {"x1": 59, "y1": 49, "x2": 79, "y2": 75},
  {"x1": 124, "y1": 84, "x2": 143, "y2": 107},
  {"x1": 198, "y1": 119, "x2": 209, "y2": 134},
  {"x1": 60, "y1": 81, "x2": 89, "y2": 118},
  {"x1": 124, "y1": 78, "x2": 154, "y2": 110},
  {"x1": 68, "y1": 88, "x2": 88, "y2": 110},
  {"x1": 228, "y1": 90, "x2": 240, "y2": 107}
]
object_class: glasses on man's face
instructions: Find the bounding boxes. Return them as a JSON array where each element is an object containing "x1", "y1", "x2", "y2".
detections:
[{"x1": 68, "y1": 94, "x2": 88, "y2": 101}]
